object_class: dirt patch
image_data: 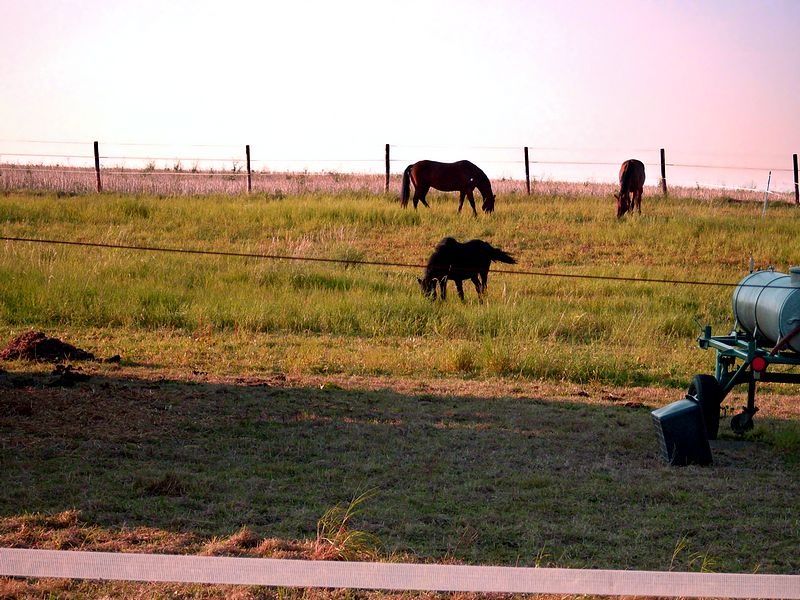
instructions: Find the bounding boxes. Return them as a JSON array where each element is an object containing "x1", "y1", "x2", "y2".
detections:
[
  {"x1": 0, "y1": 331, "x2": 96, "y2": 362},
  {"x1": 47, "y1": 364, "x2": 92, "y2": 387}
]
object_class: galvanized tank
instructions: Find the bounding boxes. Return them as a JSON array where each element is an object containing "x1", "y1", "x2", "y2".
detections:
[{"x1": 732, "y1": 267, "x2": 800, "y2": 352}]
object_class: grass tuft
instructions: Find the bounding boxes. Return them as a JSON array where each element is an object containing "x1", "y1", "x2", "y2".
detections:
[
  {"x1": 202, "y1": 526, "x2": 260, "y2": 556},
  {"x1": 313, "y1": 489, "x2": 382, "y2": 561},
  {"x1": 139, "y1": 472, "x2": 189, "y2": 497}
]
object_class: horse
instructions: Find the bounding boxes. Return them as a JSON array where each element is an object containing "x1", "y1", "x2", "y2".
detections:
[
  {"x1": 401, "y1": 160, "x2": 496, "y2": 215},
  {"x1": 614, "y1": 159, "x2": 645, "y2": 218},
  {"x1": 418, "y1": 237, "x2": 516, "y2": 301}
]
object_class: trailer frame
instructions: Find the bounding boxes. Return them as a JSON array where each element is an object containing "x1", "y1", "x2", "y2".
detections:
[{"x1": 695, "y1": 325, "x2": 800, "y2": 434}]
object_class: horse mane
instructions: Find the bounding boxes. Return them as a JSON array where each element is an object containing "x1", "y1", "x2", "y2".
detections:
[
  {"x1": 470, "y1": 163, "x2": 493, "y2": 197},
  {"x1": 427, "y1": 237, "x2": 457, "y2": 265},
  {"x1": 619, "y1": 165, "x2": 632, "y2": 195}
]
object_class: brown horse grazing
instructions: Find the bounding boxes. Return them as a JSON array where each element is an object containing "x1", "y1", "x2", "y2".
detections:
[
  {"x1": 418, "y1": 237, "x2": 516, "y2": 301},
  {"x1": 614, "y1": 159, "x2": 646, "y2": 218},
  {"x1": 401, "y1": 160, "x2": 496, "y2": 215}
]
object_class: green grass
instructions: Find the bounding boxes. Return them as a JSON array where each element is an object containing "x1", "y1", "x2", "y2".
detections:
[{"x1": 2, "y1": 190, "x2": 798, "y2": 386}]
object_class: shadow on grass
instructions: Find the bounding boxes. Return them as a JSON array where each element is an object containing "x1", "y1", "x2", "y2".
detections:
[{"x1": 1, "y1": 368, "x2": 798, "y2": 573}]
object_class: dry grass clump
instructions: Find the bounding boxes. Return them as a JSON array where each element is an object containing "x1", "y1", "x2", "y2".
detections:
[
  {"x1": 139, "y1": 472, "x2": 190, "y2": 497},
  {"x1": 201, "y1": 526, "x2": 262, "y2": 556},
  {"x1": 312, "y1": 490, "x2": 382, "y2": 561},
  {"x1": 0, "y1": 505, "x2": 383, "y2": 561},
  {"x1": 254, "y1": 537, "x2": 314, "y2": 559},
  {"x1": 0, "y1": 510, "x2": 198, "y2": 554}
]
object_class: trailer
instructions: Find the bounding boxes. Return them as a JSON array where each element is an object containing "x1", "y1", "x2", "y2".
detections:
[{"x1": 692, "y1": 267, "x2": 800, "y2": 437}]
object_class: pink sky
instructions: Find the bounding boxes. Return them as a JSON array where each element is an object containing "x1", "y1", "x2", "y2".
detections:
[{"x1": 1, "y1": 0, "x2": 798, "y2": 190}]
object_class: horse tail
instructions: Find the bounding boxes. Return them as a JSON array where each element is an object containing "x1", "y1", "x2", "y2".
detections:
[
  {"x1": 490, "y1": 246, "x2": 516, "y2": 265},
  {"x1": 400, "y1": 165, "x2": 412, "y2": 207}
]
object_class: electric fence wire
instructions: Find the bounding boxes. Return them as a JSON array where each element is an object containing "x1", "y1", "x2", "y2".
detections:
[
  {"x1": 2, "y1": 140, "x2": 797, "y2": 194},
  {"x1": 3, "y1": 235, "x2": 798, "y2": 290}
]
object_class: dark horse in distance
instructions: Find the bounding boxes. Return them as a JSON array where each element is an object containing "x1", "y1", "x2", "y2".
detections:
[
  {"x1": 419, "y1": 237, "x2": 516, "y2": 301},
  {"x1": 615, "y1": 159, "x2": 645, "y2": 218},
  {"x1": 401, "y1": 160, "x2": 496, "y2": 215}
]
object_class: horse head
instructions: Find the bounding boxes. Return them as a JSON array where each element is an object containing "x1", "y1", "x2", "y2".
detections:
[
  {"x1": 614, "y1": 192, "x2": 630, "y2": 219},
  {"x1": 481, "y1": 194, "x2": 496, "y2": 213},
  {"x1": 418, "y1": 275, "x2": 446, "y2": 299},
  {"x1": 418, "y1": 276, "x2": 435, "y2": 298}
]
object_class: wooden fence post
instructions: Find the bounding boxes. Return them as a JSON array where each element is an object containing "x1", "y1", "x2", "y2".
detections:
[
  {"x1": 385, "y1": 143, "x2": 390, "y2": 193},
  {"x1": 93, "y1": 141, "x2": 102, "y2": 192},
  {"x1": 524, "y1": 146, "x2": 531, "y2": 195},
  {"x1": 246, "y1": 144, "x2": 252, "y2": 193},
  {"x1": 793, "y1": 153, "x2": 798, "y2": 205},
  {"x1": 660, "y1": 148, "x2": 667, "y2": 196}
]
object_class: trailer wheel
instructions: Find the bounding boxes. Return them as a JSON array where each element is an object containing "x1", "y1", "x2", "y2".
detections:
[{"x1": 688, "y1": 374, "x2": 723, "y2": 440}]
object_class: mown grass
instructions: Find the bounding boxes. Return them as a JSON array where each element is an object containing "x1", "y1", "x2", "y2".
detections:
[
  {"x1": 1, "y1": 370, "x2": 798, "y2": 575},
  {"x1": 2, "y1": 189, "x2": 798, "y2": 386}
]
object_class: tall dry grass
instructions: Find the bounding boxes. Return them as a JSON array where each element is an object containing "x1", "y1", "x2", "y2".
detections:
[{"x1": 1, "y1": 163, "x2": 793, "y2": 204}]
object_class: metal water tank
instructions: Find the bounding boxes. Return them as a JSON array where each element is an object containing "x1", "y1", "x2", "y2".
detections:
[{"x1": 732, "y1": 267, "x2": 800, "y2": 352}]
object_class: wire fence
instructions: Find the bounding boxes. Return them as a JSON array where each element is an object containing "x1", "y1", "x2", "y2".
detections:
[
  {"x1": 0, "y1": 139, "x2": 798, "y2": 201},
  {"x1": 6, "y1": 235, "x2": 800, "y2": 291}
]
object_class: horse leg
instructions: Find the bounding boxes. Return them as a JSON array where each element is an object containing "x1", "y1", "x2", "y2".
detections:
[
  {"x1": 418, "y1": 186, "x2": 430, "y2": 208},
  {"x1": 455, "y1": 280, "x2": 465, "y2": 301},
  {"x1": 471, "y1": 274, "x2": 484, "y2": 300},
  {"x1": 439, "y1": 277, "x2": 447, "y2": 300},
  {"x1": 635, "y1": 190, "x2": 642, "y2": 214},
  {"x1": 466, "y1": 190, "x2": 477, "y2": 216},
  {"x1": 458, "y1": 191, "x2": 465, "y2": 213}
]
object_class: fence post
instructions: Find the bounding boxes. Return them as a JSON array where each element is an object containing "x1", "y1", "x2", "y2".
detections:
[
  {"x1": 660, "y1": 148, "x2": 667, "y2": 196},
  {"x1": 385, "y1": 143, "x2": 390, "y2": 193},
  {"x1": 524, "y1": 146, "x2": 531, "y2": 195},
  {"x1": 793, "y1": 153, "x2": 798, "y2": 204},
  {"x1": 246, "y1": 144, "x2": 252, "y2": 193},
  {"x1": 93, "y1": 141, "x2": 102, "y2": 192}
]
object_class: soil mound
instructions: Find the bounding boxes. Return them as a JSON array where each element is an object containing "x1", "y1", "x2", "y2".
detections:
[{"x1": 0, "y1": 331, "x2": 96, "y2": 362}]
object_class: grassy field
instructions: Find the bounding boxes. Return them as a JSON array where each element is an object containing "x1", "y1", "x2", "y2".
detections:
[
  {"x1": 2, "y1": 188, "x2": 799, "y2": 385},
  {"x1": 1, "y1": 188, "x2": 800, "y2": 598}
]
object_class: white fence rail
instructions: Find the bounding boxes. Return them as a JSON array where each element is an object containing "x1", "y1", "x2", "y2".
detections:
[{"x1": 3, "y1": 549, "x2": 800, "y2": 598}]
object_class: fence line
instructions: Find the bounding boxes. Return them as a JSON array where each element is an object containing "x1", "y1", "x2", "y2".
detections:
[
  {"x1": 0, "y1": 138, "x2": 244, "y2": 148},
  {"x1": 7, "y1": 235, "x2": 800, "y2": 291},
  {"x1": 3, "y1": 548, "x2": 799, "y2": 598},
  {"x1": 0, "y1": 166, "x2": 250, "y2": 176},
  {"x1": 1, "y1": 141, "x2": 798, "y2": 202},
  {"x1": 0, "y1": 138, "x2": 789, "y2": 158},
  {"x1": 667, "y1": 162, "x2": 793, "y2": 173},
  {"x1": 2, "y1": 152, "x2": 95, "y2": 159},
  {"x1": 1, "y1": 152, "x2": 793, "y2": 173}
]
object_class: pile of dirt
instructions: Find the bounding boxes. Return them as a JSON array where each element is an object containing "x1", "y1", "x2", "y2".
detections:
[{"x1": 0, "y1": 331, "x2": 96, "y2": 362}]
